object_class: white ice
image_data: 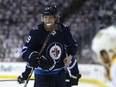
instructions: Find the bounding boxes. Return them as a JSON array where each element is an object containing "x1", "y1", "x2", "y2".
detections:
[{"x1": 0, "y1": 81, "x2": 99, "y2": 87}]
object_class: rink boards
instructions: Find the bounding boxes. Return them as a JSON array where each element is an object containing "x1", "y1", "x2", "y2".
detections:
[{"x1": 0, "y1": 62, "x2": 112, "y2": 87}]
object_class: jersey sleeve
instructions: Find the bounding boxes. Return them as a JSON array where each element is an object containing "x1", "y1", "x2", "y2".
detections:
[
  {"x1": 66, "y1": 58, "x2": 81, "y2": 86},
  {"x1": 21, "y1": 29, "x2": 38, "y2": 62},
  {"x1": 63, "y1": 26, "x2": 78, "y2": 56}
]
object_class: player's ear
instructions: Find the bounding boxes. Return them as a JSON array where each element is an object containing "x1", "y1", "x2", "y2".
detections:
[{"x1": 55, "y1": 14, "x2": 60, "y2": 23}]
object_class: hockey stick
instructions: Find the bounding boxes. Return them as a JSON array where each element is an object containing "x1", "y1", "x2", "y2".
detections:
[
  {"x1": 24, "y1": 67, "x2": 34, "y2": 87},
  {"x1": 0, "y1": 79, "x2": 18, "y2": 82},
  {"x1": 0, "y1": 79, "x2": 34, "y2": 82}
]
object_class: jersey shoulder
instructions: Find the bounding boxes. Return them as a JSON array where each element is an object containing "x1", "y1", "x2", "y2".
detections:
[
  {"x1": 31, "y1": 23, "x2": 43, "y2": 31},
  {"x1": 58, "y1": 23, "x2": 70, "y2": 31},
  {"x1": 29, "y1": 23, "x2": 44, "y2": 36},
  {"x1": 59, "y1": 23, "x2": 68, "y2": 28}
]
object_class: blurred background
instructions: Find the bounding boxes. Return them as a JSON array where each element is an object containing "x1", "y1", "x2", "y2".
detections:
[
  {"x1": 0, "y1": 0, "x2": 116, "y2": 62},
  {"x1": 0, "y1": 0, "x2": 116, "y2": 87}
]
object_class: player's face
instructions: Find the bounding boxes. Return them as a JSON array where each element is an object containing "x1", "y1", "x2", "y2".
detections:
[{"x1": 43, "y1": 15, "x2": 56, "y2": 31}]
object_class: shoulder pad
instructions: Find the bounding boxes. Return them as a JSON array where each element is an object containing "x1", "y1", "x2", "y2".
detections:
[
  {"x1": 32, "y1": 25, "x2": 39, "y2": 30},
  {"x1": 62, "y1": 23, "x2": 68, "y2": 28}
]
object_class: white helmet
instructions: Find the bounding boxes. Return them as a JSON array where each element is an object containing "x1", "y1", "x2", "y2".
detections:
[{"x1": 91, "y1": 25, "x2": 116, "y2": 63}]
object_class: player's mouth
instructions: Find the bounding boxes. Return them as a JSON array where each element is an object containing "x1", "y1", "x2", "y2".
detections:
[{"x1": 46, "y1": 23, "x2": 52, "y2": 26}]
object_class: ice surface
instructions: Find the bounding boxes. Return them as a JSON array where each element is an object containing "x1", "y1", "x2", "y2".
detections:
[{"x1": 0, "y1": 80, "x2": 99, "y2": 87}]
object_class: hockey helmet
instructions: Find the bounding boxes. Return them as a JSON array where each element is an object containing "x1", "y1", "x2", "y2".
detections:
[{"x1": 42, "y1": 4, "x2": 58, "y2": 16}]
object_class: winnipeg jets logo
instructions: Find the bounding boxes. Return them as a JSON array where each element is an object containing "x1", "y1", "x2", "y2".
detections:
[
  {"x1": 46, "y1": 42, "x2": 63, "y2": 60},
  {"x1": 51, "y1": 44, "x2": 60, "y2": 57},
  {"x1": 51, "y1": 30, "x2": 56, "y2": 36},
  {"x1": 50, "y1": 44, "x2": 61, "y2": 60},
  {"x1": 32, "y1": 25, "x2": 38, "y2": 30},
  {"x1": 45, "y1": 7, "x2": 50, "y2": 10}
]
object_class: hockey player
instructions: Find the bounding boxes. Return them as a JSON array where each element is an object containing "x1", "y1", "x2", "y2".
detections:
[{"x1": 19, "y1": 3, "x2": 80, "y2": 87}]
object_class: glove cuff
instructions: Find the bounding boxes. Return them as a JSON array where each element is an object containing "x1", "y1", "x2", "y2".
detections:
[{"x1": 29, "y1": 51, "x2": 39, "y2": 59}]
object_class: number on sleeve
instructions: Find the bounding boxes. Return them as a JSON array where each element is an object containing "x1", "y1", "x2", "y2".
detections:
[{"x1": 26, "y1": 36, "x2": 31, "y2": 43}]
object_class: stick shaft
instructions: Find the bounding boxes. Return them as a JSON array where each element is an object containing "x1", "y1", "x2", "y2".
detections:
[
  {"x1": 24, "y1": 68, "x2": 34, "y2": 87},
  {"x1": 0, "y1": 79, "x2": 34, "y2": 82}
]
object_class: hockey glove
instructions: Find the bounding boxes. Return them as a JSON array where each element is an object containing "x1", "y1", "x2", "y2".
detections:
[
  {"x1": 70, "y1": 74, "x2": 81, "y2": 85},
  {"x1": 29, "y1": 51, "x2": 54, "y2": 70},
  {"x1": 39, "y1": 55, "x2": 54, "y2": 70},
  {"x1": 17, "y1": 75, "x2": 26, "y2": 84},
  {"x1": 17, "y1": 65, "x2": 33, "y2": 84},
  {"x1": 29, "y1": 51, "x2": 40, "y2": 68}
]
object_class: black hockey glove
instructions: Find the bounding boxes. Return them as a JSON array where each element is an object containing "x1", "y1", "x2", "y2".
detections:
[
  {"x1": 17, "y1": 75, "x2": 25, "y2": 84},
  {"x1": 29, "y1": 51, "x2": 54, "y2": 70},
  {"x1": 70, "y1": 74, "x2": 81, "y2": 85},
  {"x1": 29, "y1": 51, "x2": 40, "y2": 68},
  {"x1": 17, "y1": 65, "x2": 33, "y2": 84},
  {"x1": 39, "y1": 55, "x2": 54, "y2": 70},
  {"x1": 65, "y1": 74, "x2": 81, "y2": 87}
]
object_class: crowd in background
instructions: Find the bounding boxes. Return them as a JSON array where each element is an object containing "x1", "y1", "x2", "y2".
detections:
[
  {"x1": 64, "y1": 0, "x2": 116, "y2": 63},
  {"x1": 0, "y1": 0, "x2": 116, "y2": 63}
]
